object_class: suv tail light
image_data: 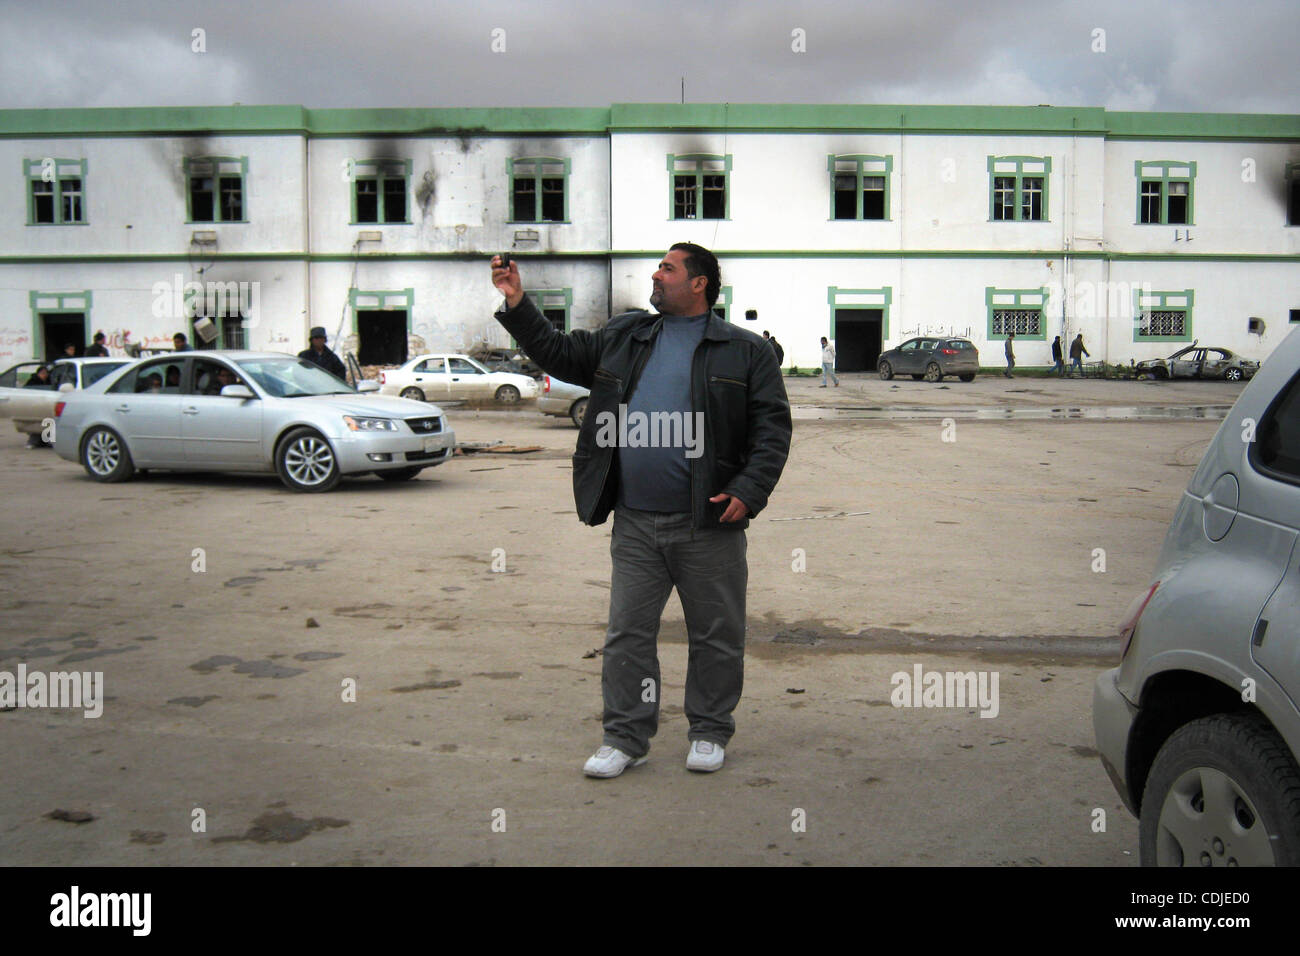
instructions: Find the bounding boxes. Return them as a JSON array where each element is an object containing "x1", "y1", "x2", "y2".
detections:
[
  {"x1": 54, "y1": 401, "x2": 66, "y2": 418},
  {"x1": 544, "y1": 375, "x2": 551, "y2": 393},
  {"x1": 379, "y1": 371, "x2": 386, "y2": 384},
  {"x1": 939, "y1": 347, "x2": 959, "y2": 355},
  {"x1": 1118, "y1": 582, "x2": 1160, "y2": 660}
]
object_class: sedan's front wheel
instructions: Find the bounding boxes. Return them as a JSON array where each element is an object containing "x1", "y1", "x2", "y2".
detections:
[
  {"x1": 495, "y1": 384, "x2": 521, "y2": 405},
  {"x1": 276, "y1": 427, "x2": 341, "y2": 492},
  {"x1": 1225, "y1": 367, "x2": 1243, "y2": 382},
  {"x1": 1139, "y1": 713, "x2": 1300, "y2": 866},
  {"x1": 81, "y1": 427, "x2": 134, "y2": 483}
]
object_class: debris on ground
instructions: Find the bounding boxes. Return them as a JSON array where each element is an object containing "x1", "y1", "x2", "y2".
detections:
[
  {"x1": 47, "y1": 809, "x2": 95, "y2": 824},
  {"x1": 456, "y1": 441, "x2": 544, "y2": 455}
]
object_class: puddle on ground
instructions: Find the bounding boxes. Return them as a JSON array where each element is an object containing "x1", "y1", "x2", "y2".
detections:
[{"x1": 792, "y1": 404, "x2": 1232, "y2": 422}]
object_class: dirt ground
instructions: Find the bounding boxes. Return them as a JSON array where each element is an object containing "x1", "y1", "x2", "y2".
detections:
[{"x1": 0, "y1": 373, "x2": 1242, "y2": 865}]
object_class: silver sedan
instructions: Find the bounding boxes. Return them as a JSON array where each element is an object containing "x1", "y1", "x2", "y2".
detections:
[{"x1": 53, "y1": 351, "x2": 455, "y2": 492}]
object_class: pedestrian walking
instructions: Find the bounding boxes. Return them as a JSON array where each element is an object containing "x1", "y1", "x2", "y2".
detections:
[
  {"x1": 1004, "y1": 332, "x2": 1015, "y2": 378},
  {"x1": 1049, "y1": 335, "x2": 1064, "y2": 375},
  {"x1": 820, "y1": 336, "x2": 839, "y2": 387},
  {"x1": 1069, "y1": 334, "x2": 1090, "y2": 376}
]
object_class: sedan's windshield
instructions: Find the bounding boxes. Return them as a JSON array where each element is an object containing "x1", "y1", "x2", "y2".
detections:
[{"x1": 234, "y1": 358, "x2": 354, "y2": 397}]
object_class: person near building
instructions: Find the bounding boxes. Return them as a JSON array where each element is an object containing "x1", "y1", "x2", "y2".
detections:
[
  {"x1": 1069, "y1": 334, "x2": 1090, "y2": 376},
  {"x1": 1049, "y1": 335, "x2": 1064, "y2": 376},
  {"x1": 490, "y1": 243, "x2": 791, "y2": 779},
  {"x1": 85, "y1": 332, "x2": 109, "y2": 357},
  {"x1": 298, "y1": 327, "x2": 347, "y2": 380},
  {"x1": 820, "y1": 336, "x2": 839, "y2": 387},
  {"x1": 1004, "y1": 332, "x2": 1016, "y2": 378},
  {"x1": 763, "y1": 331, "x2": 785, "y2": 367},
  {"x1": 172, "y1": 332, "x2": 192, "y2": 352}
]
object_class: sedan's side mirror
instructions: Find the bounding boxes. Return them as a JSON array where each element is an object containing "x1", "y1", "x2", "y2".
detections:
[
  {"x1": 58, "y1": 383, "x2": 75, "y2": 393},
  {"x1": 221, "y1": 384, "x2": 255, "y2": 399},
  {"x1": 356, "y1": 380, "x2": 381, "y2": 393}
]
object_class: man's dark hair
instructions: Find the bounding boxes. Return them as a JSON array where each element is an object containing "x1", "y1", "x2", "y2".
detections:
[
  {"x1": 93, "y1": 332, "x2": 105, "y2": 342},
  {"x1": 173, "y1": 332, "x2": 187, "y2": 342},
  {"x1": 669, "y1": 242, "x2": 721, "y2": 308}
]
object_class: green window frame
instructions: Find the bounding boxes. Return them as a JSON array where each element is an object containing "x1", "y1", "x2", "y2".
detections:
[
  {"x1": 29, "y1": 290, "x2": 92, "y2": 356},
  {"x1": 529, "y1": 288, "x2": 573, "y2": 332},
  {"x1": 348, "y1": 288, "x2": 414, "y2": 333},
  {"x1": 350, "y1": 159, "x2": 411, "y2": 225},
  {"x1": 828, "y1": 287, "x2": 892, "y2": 341},
  {"x1": 1135, "y1": 160, "x2": 1195, "y2": 226},
  {"x1": 24, "y1": 158, "x2": 87, "y2": 225},
  {"x1": 986, "y1": 287, "x2": 1048, "y2": 340},
  {"x1": 828, "y1": 155, "x2": 892, "y2": 221},
  {"x1": 1286, "y1": 162, "x2": 1300, "y2": 227},
  {"x1": 184, "y1": 156, "x2": 248, "y2": 223},
  {"x1": 508, "y1": 158, "x2": 570, "y2": 223},
  {"x1": 667, "y1": 153, "x2": 731, "y2": 220},
  {"x1": 987, "y1": 156, "x2": 1050, "y2": 222},
  {"x1": 1133, "y1": 288, "x2": 1194, "y2": 342},
  {"x1": 712, "y1": 285, "x2": 732, "y2": 322}
]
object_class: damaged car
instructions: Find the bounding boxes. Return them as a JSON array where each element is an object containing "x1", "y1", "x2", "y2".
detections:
[{"x1": 1136, "y1": 344, "x2": 1259, "y2": 382}]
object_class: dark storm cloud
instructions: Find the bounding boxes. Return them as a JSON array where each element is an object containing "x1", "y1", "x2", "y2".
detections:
[{"x1": 0, "y1": 0, "x2": 1295, "y2": 112}]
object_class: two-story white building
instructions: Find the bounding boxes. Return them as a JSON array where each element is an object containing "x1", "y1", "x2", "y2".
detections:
[{"x1": 1, "y1": 104, "x2": 1296, "y2": 371}]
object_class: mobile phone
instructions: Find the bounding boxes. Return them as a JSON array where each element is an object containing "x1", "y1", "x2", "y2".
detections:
[{"x1": 498, "y1": 253, "x2": 512, "y2": 269}]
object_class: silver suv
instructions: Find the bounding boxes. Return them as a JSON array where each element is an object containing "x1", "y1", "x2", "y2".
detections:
[{"x1": 1094, "y1": 324, "x2": 1300, "y2": 866}]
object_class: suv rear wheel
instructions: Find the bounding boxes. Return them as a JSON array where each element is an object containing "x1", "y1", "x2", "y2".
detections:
[
  {"x1": 1139, "y1": 713, "x2": 1300, "y2": 866},
  {"x1": 924, "y1": 362, "x2": 943, "y2": 383}
]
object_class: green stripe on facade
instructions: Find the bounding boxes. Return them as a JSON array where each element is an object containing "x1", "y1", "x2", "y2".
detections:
[{"x1": 0, "y1": 104, "x2": 1295, "y2": 141}]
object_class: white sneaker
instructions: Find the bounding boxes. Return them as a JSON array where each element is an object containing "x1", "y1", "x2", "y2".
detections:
[
  {"x1": 583, "y1": 745, "x2": 647, "y2": 778},
  {"x1": 686, "y1": 740, "x2": 725, "y2": 772}
]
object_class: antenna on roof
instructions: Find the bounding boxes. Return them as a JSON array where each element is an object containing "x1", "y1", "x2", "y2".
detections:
[{"x1": 681, "y1": 77, "x2": 685, "y2": 104}]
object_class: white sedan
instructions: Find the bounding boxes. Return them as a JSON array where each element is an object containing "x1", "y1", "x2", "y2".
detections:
[
  {"x1": 378, "y1": 354, "x2": 538, "y2": 405},
  {"x1": 0, "y1": 357, "x2": 132, "y2": 436}
]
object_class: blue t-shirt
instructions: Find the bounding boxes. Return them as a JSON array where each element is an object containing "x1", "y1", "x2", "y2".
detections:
[{"x1": 617, "y1": 313, "x2": 709, "y2": 512}]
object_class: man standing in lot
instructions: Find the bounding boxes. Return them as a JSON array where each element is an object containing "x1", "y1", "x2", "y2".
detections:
[
  {"x1": 820, "y1": 336, "x2": 838, "y2": 387},
  {"x1": 172, "y1": 332, "x2": 191, "y2": 352},
  {"x1": 1069, "y1": 333, "x2": 1090, "y2": 377},
  {"x1": 763, "y1": 331, "x2": 784, "y2": 367},
  {"x1": 1004, "y1": 331, "x2": 1016, "y2": 378},
  {"x1": 299, "y1": 326, "x2": 347, "y2": 380},
  {"x1": 490, "y1": 244, "x2": 791, "y2": 778},
  {"x1": 85, "y1": 332, "x2": 109, "y2": 357}
]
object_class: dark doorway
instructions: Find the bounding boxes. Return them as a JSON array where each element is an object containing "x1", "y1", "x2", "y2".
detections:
[
  {"x1": 834, "y1": 308, "x2": 883, "y2": 372},
  {"x1": 41, "y1": 313, "x2": 85, "y2": 361},
  {"x1": 356, "y1": 310, "x2": 408, "y2": 366}
]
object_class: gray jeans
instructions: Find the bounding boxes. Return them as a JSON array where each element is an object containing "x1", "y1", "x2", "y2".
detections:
[{"x1": 602, "y1": 505, "x2": 748, "y2": 757}]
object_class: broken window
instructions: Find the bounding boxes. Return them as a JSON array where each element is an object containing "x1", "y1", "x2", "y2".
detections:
[
  {"x1": 355, "y1": 179, "x2": 378, "y2": 222},
  {"x1": 1289, "y1": 166, "x2": 1300, "y2": 226},
  {"x1": 1020, "y1": 176, "x2": 1043, "y2": 220},
  {"x1": 670, "y1": 154, "x2": 730, "y2": 220},
  {"x1": 1167, "y1": 181, "x2": 1189, "y2": 224},
  {"x1": 383, "y1": 177, "x2": 406, "y2": 222},
  {"x1": 350, "y1": 160, "x2": 410, "y2": 224},
  {"x1": 31, "y1": 180, "x2": 55, "y2": 222},
  {"x1": 1135, "y1": 161, "x2": 1195, "y2": 225},
  {"x1": 829, "y1": 155, "x2": 891, "y2": 221},
  {"x1": 187, "y1": 158, "x2": 246, "y2": 222},
  {"x1": 1139, "y1": 181, "x2": 1162, "y2": 223},
  {"x1": 510, "y1": 158, "x2": 568, "y2": 222},
  {"x1": 26, "y1": 158, "x2": 87, "y2": 225}
]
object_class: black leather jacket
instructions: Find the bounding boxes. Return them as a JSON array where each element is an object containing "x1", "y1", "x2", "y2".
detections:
[{"x1": 494, "y1": 295, "x2": 791, "y2": 530}]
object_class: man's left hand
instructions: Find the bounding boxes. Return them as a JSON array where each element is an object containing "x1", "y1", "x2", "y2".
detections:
[{"x1": 709, "y1": 493, "x2": 749, "y2": 523}]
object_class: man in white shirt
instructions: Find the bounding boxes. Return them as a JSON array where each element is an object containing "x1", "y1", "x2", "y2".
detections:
[{"x1": 820, "y1": 336, "x2": 839, "y2": 387}]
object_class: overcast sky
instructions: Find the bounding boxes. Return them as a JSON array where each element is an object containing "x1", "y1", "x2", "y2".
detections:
[{"x1": 2, "y1": 0, "x2": 1296, "y2": 115}]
